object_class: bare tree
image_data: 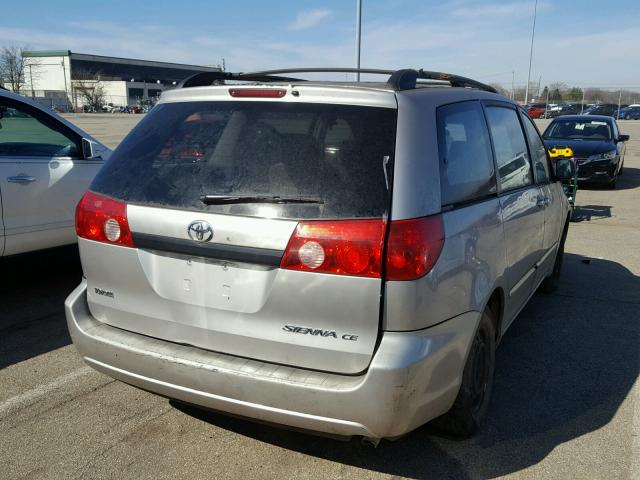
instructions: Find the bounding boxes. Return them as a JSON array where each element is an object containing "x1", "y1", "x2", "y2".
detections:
[
  {"x1": 73, "y1": 69, "x2": 106, "y2": 111},
  {"x1": 0, "y1": 46, "x2": 27, "y2": 93},
  {"x1": 489, "y1": 83, "x2": 510, "y2": 98}
]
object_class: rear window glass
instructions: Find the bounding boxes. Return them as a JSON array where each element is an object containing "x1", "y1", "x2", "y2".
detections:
[{"x1": 91, "y1": 101, "x2": 397, "y2": 220}]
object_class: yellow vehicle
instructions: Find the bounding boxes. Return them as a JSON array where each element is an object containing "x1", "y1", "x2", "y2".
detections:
[
  {"x1": 548, "y1": 146, "x2": 574, "y2": 158},
  {"x1": 548, "y1": 146, "x2": 578, "y2": 217}
]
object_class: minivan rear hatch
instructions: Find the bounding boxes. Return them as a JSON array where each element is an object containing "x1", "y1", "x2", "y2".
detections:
[{"x1": 82, "y1": 88, "x2": 397, "y2": 374}]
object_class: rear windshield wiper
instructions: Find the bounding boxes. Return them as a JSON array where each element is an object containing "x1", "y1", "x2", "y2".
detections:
[{"x1": 200, "y1": 194, "x2": 324, "y2": 205}]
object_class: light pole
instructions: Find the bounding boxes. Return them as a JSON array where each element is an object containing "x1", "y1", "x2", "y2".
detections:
[
  {"x1": 617, "y1": 89, "x2": 622, "y2": 120},
  {"x1": 524, "y1": 0, "x2": 538, "y2": 105},
  {"x1": 355, "y1": 0, "x2": 362, "y2": 81}
]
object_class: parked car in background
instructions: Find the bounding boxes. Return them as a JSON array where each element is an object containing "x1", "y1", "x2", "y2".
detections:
[
  {"x1": 0, "y1": 88, "x2": 110, "y2": 256},
  {"x1": 544, "y1": 103, "x2": 582, "y2": 118},
  {"x1": 66, "y1": 68, "x2": 573, "y2": 443},
  {"x1": 543, "y1": 115, "x2": 629, "y2": 188},
  {"x1": 524, "y1": 102, "x2": 547, "y2": 118},
  {"x1": 619, "y1": 105, "x2": 640, "y2": 120},
  {"x1": 582, "y1": 103, "x2": 619, "y2": 117}
]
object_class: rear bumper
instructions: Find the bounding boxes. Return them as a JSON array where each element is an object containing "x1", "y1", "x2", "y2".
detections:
[{"x1": 65, "y1": 280, "x2": 479, "y2": 439}]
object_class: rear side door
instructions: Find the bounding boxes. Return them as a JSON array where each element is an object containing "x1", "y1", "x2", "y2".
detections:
[
  {"x1": 611, "y1": 120, "x2": 626, "y2": 172},
  {"x1": 520, "y1": 112, "x2": 566, "y2": 281},
  {"x1": 519, "y1": 110, "x2": 564, "y2": 280},
  {"x1": 0, "y1": 97, "x2": 102, "y2": 255},
  {"x1": 484, "y1": 102, "x2": 545, "y2": 324}
]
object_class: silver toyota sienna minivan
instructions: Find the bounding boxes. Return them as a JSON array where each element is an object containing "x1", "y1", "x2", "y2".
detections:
[{"x1": 65, "y1": 68, "x2": 573, "y2": 442}]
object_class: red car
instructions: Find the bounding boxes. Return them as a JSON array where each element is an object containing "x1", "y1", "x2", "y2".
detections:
[{"x1": 525, "y1": 103, "x2": 547, "y2": 118}]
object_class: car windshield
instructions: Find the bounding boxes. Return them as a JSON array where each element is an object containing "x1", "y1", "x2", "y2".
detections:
[{"x1": 544, "y1": 120, "x2": 612, "y2": 140}]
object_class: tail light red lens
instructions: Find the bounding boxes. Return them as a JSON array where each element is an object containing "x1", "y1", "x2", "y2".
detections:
[
  {"x1": 75, "y1": 191, "x2": 135, "y2": 247},
  {"x1": 280, "y1": 220, "x2": 386, "y2": 278},
  {"x1": 280, "y1": 215, "x2": 444, "y2": 280},
  {"x1": 229, "y1": 88, "x2": 286, "y2": 98},
  {"x1": 385, "y1": 216, "x2": 444, "y2": 281}
]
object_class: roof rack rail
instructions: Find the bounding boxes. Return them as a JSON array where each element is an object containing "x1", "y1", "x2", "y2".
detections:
[{"x1": 179, "y1": 67, "x2": 497, "y2": 94}]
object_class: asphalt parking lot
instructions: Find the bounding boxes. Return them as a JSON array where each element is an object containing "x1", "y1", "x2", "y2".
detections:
[{"x1": 1, "y1": 116, "x2": 639, "y2": 480}]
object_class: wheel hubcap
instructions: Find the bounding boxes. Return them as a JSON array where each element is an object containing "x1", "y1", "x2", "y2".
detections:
[{"x1": 470, "y1": 330, "x2": 490, "y2": 412}]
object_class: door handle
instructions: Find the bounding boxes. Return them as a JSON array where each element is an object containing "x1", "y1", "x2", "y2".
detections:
[
  {"x1": 7, "y1": 175, "x2": 36, "y2": 184},
  {"x1": 536, "y1": 196, "x2": 550, "y2": 208}
]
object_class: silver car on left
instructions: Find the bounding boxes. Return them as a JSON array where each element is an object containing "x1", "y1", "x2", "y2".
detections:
[{"x1": 0, "y1": 88, "x2": 110, "y2": 256}]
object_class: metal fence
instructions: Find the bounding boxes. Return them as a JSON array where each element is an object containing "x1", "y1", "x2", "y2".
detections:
[
  {"x1": 17, "y1": 89, "x2": 73, "y2": 112},
  {"x1": 16, "y1": 89, "x2": 156, "y2": 112}
]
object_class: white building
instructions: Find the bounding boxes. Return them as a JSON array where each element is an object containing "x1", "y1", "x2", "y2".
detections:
[{"x1": 20, "y1": 50, "x2": 221, "y2": 111}]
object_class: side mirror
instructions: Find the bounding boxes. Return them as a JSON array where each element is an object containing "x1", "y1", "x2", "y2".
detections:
[
  {"x1": 618, "y1": 134, "x2": 630, "y2": 142},
  {"x1": 554, "y1": 158, "x2": 575, "y2": 181},
  {"x1": 82, "y1": 138, "x2": 101, "y2": 159}
]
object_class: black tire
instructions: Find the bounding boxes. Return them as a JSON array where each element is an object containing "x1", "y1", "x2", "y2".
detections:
[
  {"x1": 433, "y1": 308, "x2": 496, "y2": 438},
  {"x1": 608, "y1": 177, "x2": 617, "y2": 189},
  {"x1": 540, "y1": 219, "x2": 568, "y2": 293}
]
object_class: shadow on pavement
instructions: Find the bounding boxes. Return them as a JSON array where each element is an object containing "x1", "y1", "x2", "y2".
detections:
[
  {"x1": 617, "y1": 166, "x2": 640, "y2": 190},
  {"x1": 572, "y1": 204, "x2": 612, "y2": 222},
  {"x1": 173, "y1": 252, "x2": 640, "y2": 479},
  {"x1": 579, "y1": 166, "x2": 640, "y2": 191},
  {"x1": 0, "y1": 246, "x2": 82, "y2": 369}
]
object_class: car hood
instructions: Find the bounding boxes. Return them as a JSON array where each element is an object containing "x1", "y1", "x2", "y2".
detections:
[{"x1": 543, "y1": 139, "x2": 615, "y2": 157}]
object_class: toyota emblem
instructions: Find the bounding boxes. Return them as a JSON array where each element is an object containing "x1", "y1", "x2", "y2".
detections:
[{"x1": 187, "y1": 220, "x2": 213, "y2": 242}]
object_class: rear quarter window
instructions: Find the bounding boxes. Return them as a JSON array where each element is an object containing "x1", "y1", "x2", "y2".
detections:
[{"x1": 436, "y1": 101, "x2": 496, "y2": 206}]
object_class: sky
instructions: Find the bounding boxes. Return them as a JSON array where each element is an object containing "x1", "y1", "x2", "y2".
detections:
[{"x1": 1, "y1": 0, "x2": 638, "y2": 89}]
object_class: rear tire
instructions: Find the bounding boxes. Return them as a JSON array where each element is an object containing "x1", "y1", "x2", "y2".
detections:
[
  {"x1": 433, "y1": 308, "x2": 496, "y2": 438},
  {"x1": 608, "y1": 178, "x2": 617, "y2": 189}
]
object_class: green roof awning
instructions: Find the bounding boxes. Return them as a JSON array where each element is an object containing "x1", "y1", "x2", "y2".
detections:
[{"x1": 22, "y1": 50, "x2": 71, "y2": 57}]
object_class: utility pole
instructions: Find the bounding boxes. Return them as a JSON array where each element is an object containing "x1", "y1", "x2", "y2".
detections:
[
  {"x1": 28, "y1": 64, "x2": 34, "y2": 98},
  {"x1": 544, "y1": 87, "x2": 549, "y2": 117},
  {"x1": 61, "y1": 59, "x2": 69, "y2": 111},
  {"x1": 355, "y1": 0, "x2": 362, "y2": 81},
  {"x1": 617, "y1": 89, "x2": 622, "y2": 120},
  {"x1": 524, "y1": 0, "x2": 538, "y2": 105},
  {"x1": 581, "y1": 88, "x2": 585, "y2": 113},
  {"x1": 511, "y1": 70, "x2": 515, "y2": 100}
]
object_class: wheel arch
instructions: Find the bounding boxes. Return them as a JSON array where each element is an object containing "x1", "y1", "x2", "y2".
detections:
[{"x1": 486, "y1": 288, "x2": 504, "y2": 341}]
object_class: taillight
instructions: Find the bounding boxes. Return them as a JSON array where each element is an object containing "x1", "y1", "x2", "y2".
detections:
[
  {"x1": 280, "y1": 220, "x2": 385, "y2": 278},
  {"x1": 385, "y1": 215, "x2": 444, "y2": 281},
  {"x1": 75, "y1": 191, "x2": 135, "y2": 247},
  {"x1": 228, "y1": 88, "x2": 286, "y2": 98},
  {"x1": 280, "y1": 216, "x2": 444, "y2": 280}
]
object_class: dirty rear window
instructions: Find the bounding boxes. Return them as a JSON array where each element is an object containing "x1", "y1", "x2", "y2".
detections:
[{"x1": 91, "y1": 101, "x2": 397, "y2": 219}]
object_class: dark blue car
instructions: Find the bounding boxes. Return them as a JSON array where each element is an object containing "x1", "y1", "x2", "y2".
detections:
[
  {"x1": 619, "y1": 106, "x2": 640, "y2": 120},
  {"x1": 543, "y1": 115, "x2": 629, "y2": 188}
]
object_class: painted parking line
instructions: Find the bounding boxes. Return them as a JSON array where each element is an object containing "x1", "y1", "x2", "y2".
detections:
[{"x1": 0, "y1": 366, "x2": 93, "y2": 417}]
